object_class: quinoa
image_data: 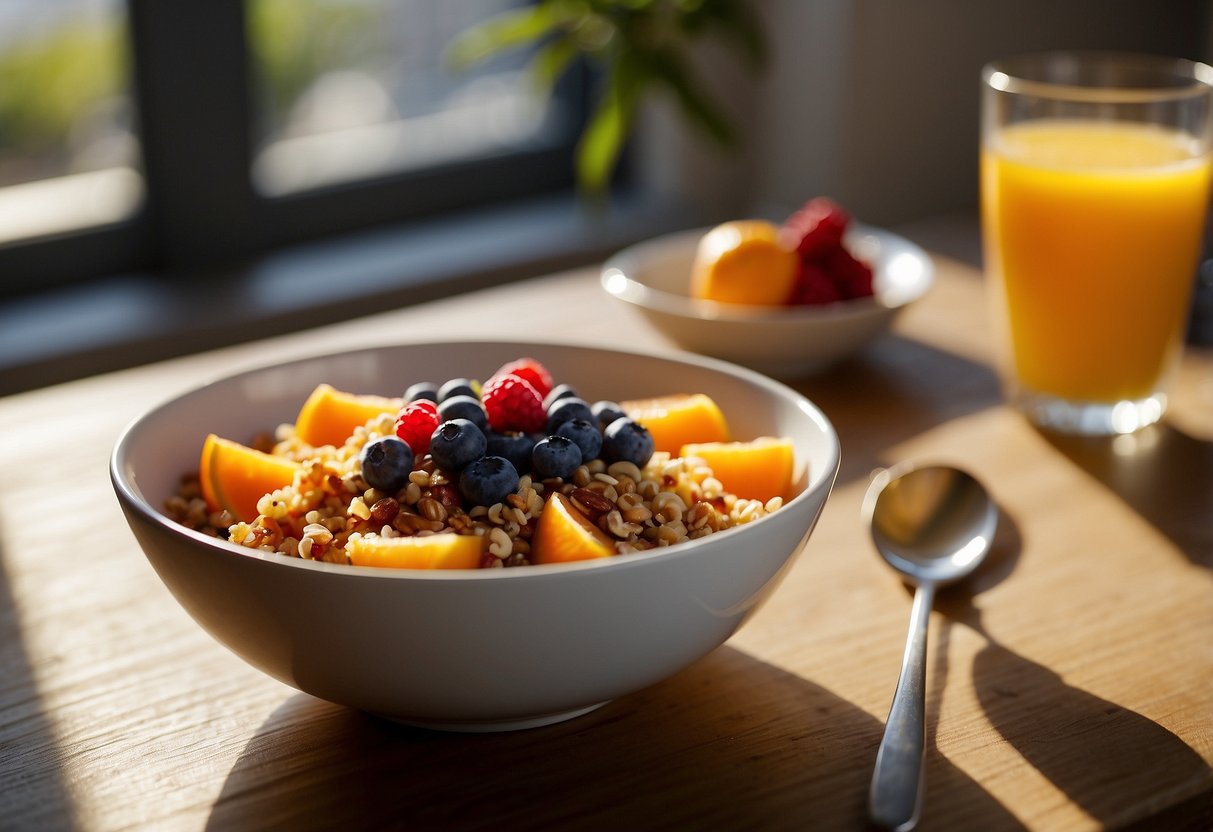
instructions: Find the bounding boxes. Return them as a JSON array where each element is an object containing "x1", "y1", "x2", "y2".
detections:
[{"x1": 168, "y1": 411, "x2": 785, "y2": 568}]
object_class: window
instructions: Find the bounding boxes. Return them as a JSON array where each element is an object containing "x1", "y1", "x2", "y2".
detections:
[{"x1": 0, "y1": 0, "x2": 584, "y2": 294}]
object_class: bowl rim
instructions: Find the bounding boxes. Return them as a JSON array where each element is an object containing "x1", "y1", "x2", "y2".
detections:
[
  {"x1": 111, "y1": 337, "x2": 841, "y2": 583},
  {"x1": 600, "y1": 223, "x2": 934, "y2": 323}
]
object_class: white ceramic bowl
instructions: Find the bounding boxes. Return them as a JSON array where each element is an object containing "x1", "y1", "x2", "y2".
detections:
[
  {"x1": 601, "y1": 224, "x2": 934, "y2": 377},
  {"x1": 112, "y1": 341, "x2": 840, "y2": 732}
]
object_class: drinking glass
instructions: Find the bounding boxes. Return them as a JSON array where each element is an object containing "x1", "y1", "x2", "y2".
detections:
[{"x1": 981, "y1": 52, "x2": 1213, "y2": 435}]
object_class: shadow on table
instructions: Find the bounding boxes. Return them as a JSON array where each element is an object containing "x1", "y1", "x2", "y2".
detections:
[
  {"x1": 0, "y1": 529, "x2": 79, "y2": 830},
  {"x1": 1041, "y1": 423, "x2": 1213, "y2": 568},
  {"x1": 791, "y1": 335, "x2": 1003, "y2": 485},
  {"x1": 207, "y1": 645, "x2": 1025, "y2": 831},
  {"x1": 932, "y1": 506, "x2": 1212, "y2": 828}
]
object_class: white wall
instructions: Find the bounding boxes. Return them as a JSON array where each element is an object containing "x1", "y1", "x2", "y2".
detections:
[{"x1": 640, "y1": 0, "x2": 1211, "y2": 226}]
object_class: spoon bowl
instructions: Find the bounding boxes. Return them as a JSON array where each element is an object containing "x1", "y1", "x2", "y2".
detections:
[
  {"x1": 866, "y1": 464, "x2": 998, "y2": 586},
  {"x1": 862, "y1": 463, "x2": 997, "y2": 831}
]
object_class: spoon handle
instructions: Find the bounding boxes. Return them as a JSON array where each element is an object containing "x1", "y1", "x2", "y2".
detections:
[{"x1": 869, "y1": 581, "x2": 935, "y2": 831}]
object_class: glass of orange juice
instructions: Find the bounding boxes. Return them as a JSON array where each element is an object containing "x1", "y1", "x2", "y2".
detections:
[{"x1": 981, "y1": 52, "x2": 1213, "y2": 435}]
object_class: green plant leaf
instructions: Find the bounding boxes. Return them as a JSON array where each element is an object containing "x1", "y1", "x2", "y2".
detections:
[
  {"x1": 528, "y1": 37, "x2": 579, "y2": 92},
  {"x1": 646, "y1": 46, "x2": 735, "y2": 147},
  {"x1": 576, "y1": 49, "x2": 647, "y2": 192},
  {"x1": 445, "y1": 4, "x2": 563, "y2": 70}
]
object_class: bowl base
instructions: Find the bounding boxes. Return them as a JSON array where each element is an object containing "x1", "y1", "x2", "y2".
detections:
[{"x1": 371, "y1": 700, "x2": 610, "y2": 733}]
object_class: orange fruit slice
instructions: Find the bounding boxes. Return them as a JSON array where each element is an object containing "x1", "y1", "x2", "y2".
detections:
[
  {"x1": 620, "y1": 393, "x2": 730, "y2": 455},
  {"x1": 531, "y1": 492, "x2": 616, "y2": 565},
  {"x1": 346, "y1": 533, "x2": 484, "y2": 570},
  {"x1": 294, "y1": 383, "x2": 402, "y2": 447},
  {"x1": 690, "y1": 220, "x2": 799, "y2": 305},
  {"x1": 678, "y1": 437, "x2": 796, "y2": 502},
  {"x1": 199, "y1": 433, "x2": 302, "y2": 522}
]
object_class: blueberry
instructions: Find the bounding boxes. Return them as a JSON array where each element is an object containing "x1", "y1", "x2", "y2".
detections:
[
  {"x1": 542, "y1": 383, "x2": 578, "y2": 409},
  {"x1": 531, "y1": 435, "x2": 582, "y2": 480},
  {"x1": 460, "y1": 455, "x2": 520, "y2": 507},
  {"x1": 591, "y1": 400, "x2": 626, "y2": 429},
  {"x1": 404, "y1": 381, "x2": 439, "y2": 403},
  {"x1": 429, "y1": 418, "x2": 487, "y2": 472},
  {"x1": 438, "y1": 378, "x2": 477, "y2": 402},
  {"x1": 545, "y1": 396, "x2": 594, "y2": 434},
  {"x1": 438, "y1": 394, "x2": 488, "y2": 431},
  {"x1": 555, "y1": 418, "x2": 602, "y2": 462},
  {"x1": 602, "y1": 417, "x2": 654, "y2": 467},
  {"x1": 486, "y1": 430, "x2": 535, "y2": 475},
  {"x1": 359, "y1": 436, "x2": 415, "y2": 492}
]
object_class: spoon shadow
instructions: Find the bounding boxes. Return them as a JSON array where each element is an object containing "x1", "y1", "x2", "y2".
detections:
[
  {"x1": 207, "y1": 646, "x2": 1025, "y2": 831},
  {"x1": 932, "y1": 509, "x2": 1211, "y2": 827}
]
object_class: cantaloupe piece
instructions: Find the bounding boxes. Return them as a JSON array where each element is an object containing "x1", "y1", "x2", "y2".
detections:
[
  {"x1": 199, "y1": 433, "x2": 302, "y2": 522},
  {"x1": 690, "y1": 220, "x2": 799, "y2": 306},
  {"x1": 619, "y1": 393, "x2": 730, "y2": 455},
  {"x1": 294, "y1": 384, "x2": 401, "y2": 447},
  {"x1": 346, "y1": 533, "x2": 484, "y2": 570},
  {"x1": 531, "y1": 492, "x2": 616, "y2": 565},
  {"x1": 678, "y1": 437, "x2": 795, "y2": 502}
]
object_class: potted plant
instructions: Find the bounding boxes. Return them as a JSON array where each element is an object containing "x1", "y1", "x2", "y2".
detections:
[{"x1": 449, "y1": 0, "x2": 766, "y2": 194}]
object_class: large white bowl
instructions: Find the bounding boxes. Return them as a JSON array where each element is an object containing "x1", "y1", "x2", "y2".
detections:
[
  {"x1": 111, "y1": 341, "x2": 839, "y2": 731},
  {"x1": 602, "y1": 225, "x2": 934, "y2": 377}
]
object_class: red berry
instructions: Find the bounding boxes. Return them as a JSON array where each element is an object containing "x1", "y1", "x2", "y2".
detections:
[
  {"x1": 482, "y1": 373, "x2": 546, "y2": 433},
  {"x1": 787, "y1": 261, "x2": 842, "y2": 306},
  {"x1": 781, "y1": 197, "x2": 851, "y2": 259},
  {"x1": 395, "y1": 401, "x2": 440, "y2": 454},
  {"x1": 824, "y1": 247, "x2": 874, "y2": 300},
  {"x1": 490, "y1": 357, "x2": 553, "y2": 399}
]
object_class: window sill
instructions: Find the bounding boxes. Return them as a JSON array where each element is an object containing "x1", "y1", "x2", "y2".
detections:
[{"x1": 0, "y1": 190, "x2": 711, "y2": 397}]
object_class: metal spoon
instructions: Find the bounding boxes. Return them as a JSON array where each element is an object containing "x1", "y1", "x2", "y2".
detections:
[{"x1": 862, "y1": 463, "x2": 998, "y2": 831}]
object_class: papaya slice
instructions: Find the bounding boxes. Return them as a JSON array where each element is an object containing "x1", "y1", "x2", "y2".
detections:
[
  {"x1": 531, "y1": 492, "x2": 616, "y2": 565},
  {"x1": 620, "y1": 393, "x2": 730, "y2": 455},
  {"x1": 294, "y1": 383, "x2": 401, "y2": 448},
  {"x1": 690, "y1": 220, "x2": 799, "y2": 306},
  {"x1": 678, "y1": 437, "x2": 796, "y2": 502},
  {"x1": 199, "y1": 433, "x2": 302, "y2": 522},
  {"x1": 346, "y1": 533, "x2": 484, "y2": 570}
]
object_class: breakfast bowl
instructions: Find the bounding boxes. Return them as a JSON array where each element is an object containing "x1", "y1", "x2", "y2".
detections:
[
  {"x1": 601, "y1": 225, "x2": 934, "y2": 377},
  {"x1": 111, "y1": 341, "x2": 840, "y2": 731}
]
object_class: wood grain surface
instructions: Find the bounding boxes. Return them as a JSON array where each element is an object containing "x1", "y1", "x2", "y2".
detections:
[{"x1": 1, "y1": 239, "x2": 1210, "y2": 831}]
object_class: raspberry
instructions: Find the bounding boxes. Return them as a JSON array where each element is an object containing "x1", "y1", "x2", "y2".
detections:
[
  {"x1": 481, "y1": 373, "x2": 546, "y2": 433},
  {"x1": 395, "y1": 400, "x2": 440, "y2": 454},
  {"x1": 781, "y1": 197, "x2": 851, "y2": 259},
  {"x1": 825, "y1": 247, "x2": 874, "y2": 300},
  {"x1": 787, "y1": 261, "x2": 842, "y2": 306},
  {"x1": 490, "y1": 357, "x2": 553, "y2": 399}
]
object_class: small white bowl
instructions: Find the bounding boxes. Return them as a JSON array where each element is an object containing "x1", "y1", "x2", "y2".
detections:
[
  {"x1": 601, "y1": 225, "x2": 934, "y2": 377},
  {"x1": 111, "y1": 341, "x2": 840, "y2": 731}
]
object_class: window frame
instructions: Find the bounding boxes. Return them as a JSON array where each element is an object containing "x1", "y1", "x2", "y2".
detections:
[{"x1": 0, "y1": 0, "x2": 587, "y2": 292}]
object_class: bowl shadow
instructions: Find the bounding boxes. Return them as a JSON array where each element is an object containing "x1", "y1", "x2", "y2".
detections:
[{"x1": 207, "y1": 646, "x2": 1024, "y2": 831}]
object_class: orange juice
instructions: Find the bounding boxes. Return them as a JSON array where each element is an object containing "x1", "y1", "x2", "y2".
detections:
[{"x1": 981, "y1": 120, "x2": 1211, "y2": 402}]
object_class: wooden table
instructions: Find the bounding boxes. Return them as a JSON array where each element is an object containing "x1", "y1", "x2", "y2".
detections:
[{"x1": 2, "y1": 241, "x2": 1211, "y2": 831}]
